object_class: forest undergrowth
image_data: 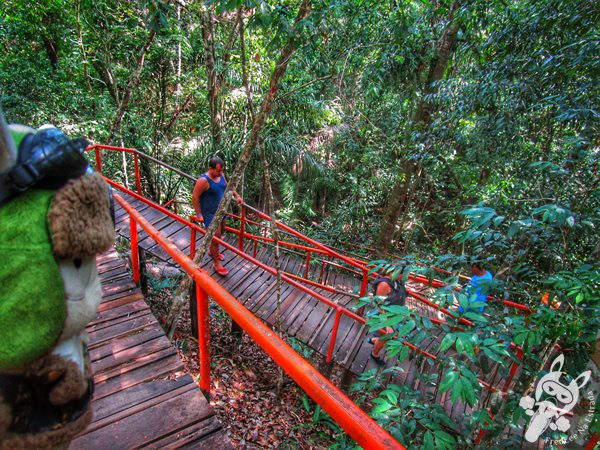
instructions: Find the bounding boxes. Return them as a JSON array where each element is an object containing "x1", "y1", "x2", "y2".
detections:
[{"x1": 141, "y1": 264, "x2": 345, "y2": 449}]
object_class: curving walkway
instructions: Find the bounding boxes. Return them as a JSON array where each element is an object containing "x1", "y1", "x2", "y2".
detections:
[
  {"x1": 112, "y1": 191, "x2": 515, "y2": 423},
  {"x1": 69, "y1": 249, "x2": 231, "y2": 449}
]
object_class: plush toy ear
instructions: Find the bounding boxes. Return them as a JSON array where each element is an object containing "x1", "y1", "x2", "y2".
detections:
[
  {"x1": 48, "y1": 172, "x2": 115, "y2": 259},
  {"x1": 0, "y1": 109, "x2": 17, "y2": 173},
  {"x1": 549, "y1": 354, "x2": 564, "y2": 374},
  {"x1": 574, "y1": 370, "x2": 591, "y2": 389}
]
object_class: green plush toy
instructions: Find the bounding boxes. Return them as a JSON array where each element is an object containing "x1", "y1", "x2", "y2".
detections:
[{"x1": 0, "y1": 113, "x2": 115, "y2": 449}]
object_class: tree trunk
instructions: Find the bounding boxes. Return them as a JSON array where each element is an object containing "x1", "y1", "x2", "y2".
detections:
[
  {"x1": 139, "y1": 156, "x2": 157, "y2": 201},
  {"x1": 108, "y1": 28, "x2": 157, "y2": 143},
  {"x1": 202, "y1": 6, "x2": 222, "y2": 153},
  {"x1": 176, "y1": 4, "x2": 182, "y2": 97},
  {"x1": 166, "y1": 0, "x2": 313, "y2": 338},
  {"x1": 92, "y1": 60, "x2": 119, "y2": 104},
  {"x1": 414, "y1": 2, "x2": 461, "y2": 126},
  {"x1": 375, "y1": 2, "x2": 461, "y2": 256},
  {"x1": 75, "y1": 0, "x2": 91, "y2": 91},
  {"x1": 43, "y1": 38, "x2": 58, "y2": 71},
  {"x1": 375, "y1": 160, "x2": 415, "y2": 258},
  {"x1": 238, "y1": 7, "x2": 255, "y2": 122}
]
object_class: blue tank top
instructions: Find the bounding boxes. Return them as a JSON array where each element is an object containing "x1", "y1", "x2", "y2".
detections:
[{"x1": 199, "y1": 173, "x2": 226, "y2": 216}]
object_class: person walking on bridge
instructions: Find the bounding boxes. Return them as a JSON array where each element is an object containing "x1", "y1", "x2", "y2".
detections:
[{"x1": 192, "y1": 156, "x2": 242, "y2": 276}]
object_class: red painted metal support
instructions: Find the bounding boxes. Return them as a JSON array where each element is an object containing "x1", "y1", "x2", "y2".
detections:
[
  {"x1": 238, "y1": 205, "x2": 246, "y2": 251},
  {"x1": 327, "y1": 309, "x2": 342, "y2": 363},
  {"x1": 134, "y1": 152, "x2": 142, "y2": 195},
  {"x1": 94, "y1": 147, "x2": 102, "y2": 173},
  {"x1": 304, "y1": 251, "x2": 311, "y2": 279},
  {"x1": 359, "y1": 269, "x2": 369, "y2": 297},
  {"x1": 190, "y1": 226, "x2": 196, "y2": 260},
  {"x1": 503, "y1": 346, "x2": 524, "y2": 392},
  {"x1": 93, "y1": 146, "x2": 532, "y2": 405},
  {"x1": 585, "y1": 432, "x2": 599, "y2": 450},
  {"x1": 114, "y1": 193, "x2": 404, "y2": 450},
  {"x1": 195, "y1": 282, "x2": 210, "y2": 393},
  {"x1": 473, "y1": 409, "x2": 494, "y2": 445},
  {"x1": 253, "y1": 240, "x2": 258, "y2": 258},
  {"x1": 129, "y1": 215, "x2": 140, "y2": 283}
]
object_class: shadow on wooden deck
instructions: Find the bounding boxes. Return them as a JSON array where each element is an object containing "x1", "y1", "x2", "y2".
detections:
[{"x1": 69, "y1": 249, "x2": 231, "y2": 450}]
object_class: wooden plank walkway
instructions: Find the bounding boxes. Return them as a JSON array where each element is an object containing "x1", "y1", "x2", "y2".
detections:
[
  {"x1": 113, "y1": 192, "x2": 511, "y2": 421},
  {"x1": 69, "y1": 249, "x2": 231, "y2": 450}
]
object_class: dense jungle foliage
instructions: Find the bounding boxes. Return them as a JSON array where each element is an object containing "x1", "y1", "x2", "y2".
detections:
[{"x1": 1, "y1": 0, "x2": 598, "y2": 447}]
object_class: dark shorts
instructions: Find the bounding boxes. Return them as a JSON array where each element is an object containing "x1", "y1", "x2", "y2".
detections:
[
  {"x1": 203, "y1": 213, "x2": 228, "y2": 228},
  {"x1": 204, "y1": 213, "x2": 215, "y2": 228}
]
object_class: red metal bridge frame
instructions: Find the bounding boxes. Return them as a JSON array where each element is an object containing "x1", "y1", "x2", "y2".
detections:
[
  {"x1": 90, "y1": 145, "x2": 525, "y2": 387},
  {"x1": 115, "y1": 192, "x2": 402, "y2": 449},
  {"x1": 91, "y1": 144, "x2": 584, "y2": 445},
  {"x1": 102, "y1": 173, "x2": 518, "y2": 397}
]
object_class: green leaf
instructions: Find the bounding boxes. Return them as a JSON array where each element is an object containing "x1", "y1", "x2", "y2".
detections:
[
  {"x1": 450, "y1": 379, "x2": 462, "y2": 403},
  {"x1": 455, "y1": 336, "x2": 465, "y2": 354},
  {"x1": 423, "y1": 316, "x2": 434, "y2": 329},
  {"x1": 435, "y1": 429, "x2": 456, "y2": 448},
  {"x1": 439, "y1": 369, "x2": 458, "y2": 393},
  {"x1": 482, "y1": 346, "x2": 507, "y2": 365},
  {"x1": 423, "y1": 431, "x2": 435, "y2": 450},
  {"x1": 439, "y1": 333, "x2": 456, "y2": 352},
  {"x1": 463, "y1": 378, "x2": 477, "y2": 406},
  {"x1": 514, "y1": 331, "x2": 528, "y2": 345},
  {"x1": 399, "y1": 345, "x2": 410, "y2": 362},
  {"x1": 313, "y1": 405, "x2": 321, "y2": 421},
  {"x1": 463, "y1": 336, "x2": 475, "y2": 358},
  {"x1": 381, "y1": 389, "x2": 399, "y2": 404},
  {"x1": 302, "y1": 395, "x2": 310, "y2": 412},
  {"x1": 395, "y1": 319, "x2": 416, "y2": 338},
  {"x1": 372, "y1": 399, "x2": 392, "y2": 414}
]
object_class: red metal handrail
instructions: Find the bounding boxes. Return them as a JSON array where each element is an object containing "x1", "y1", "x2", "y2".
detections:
[
  {"x1": 91, "y1": 145, "x2": 524, "y2": 393},
  {"x1": 90, "y1": 144, "x2": 557, "y2": 447},
  {"x1": 115, "y1": 193, "x2": 403, "y2": 449},
  {"x1": 109, "y1": 176, "x2": 518, "y2": 395},
  {"x1": 89, "y1": 144, "x2": 532, "y2": 313},
  {"x1": 104, "y1": 178, "x2": 365, "y2": 359}
]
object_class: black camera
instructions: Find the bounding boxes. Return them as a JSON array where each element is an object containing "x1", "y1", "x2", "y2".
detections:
[{"x1": 0, "y1": 127, "x2": 90, "y2": 205}]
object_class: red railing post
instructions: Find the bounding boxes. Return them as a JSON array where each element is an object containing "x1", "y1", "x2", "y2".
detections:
[
  {"x1": 195, "y1": 281, "x2": 210, "y2": 394},
  {"x1": 94, "y1": 147, "x2": 103, "y2": 173},
  {"x1": 359, "y1": 269, "x2": 369, "y2": 297},
  {"x1": 133, "y1": 152, "x2": 142, "y2": 194},
  {"x1": 238, "y1": 205, "x2": 246, "y2": 251},
  {"x1": 474, "y1": 409, "x2": 494, "y2": 445},
  {"x1": 190, "y1": 226, "x2": 197, "y2": 260},
  {"x1": 129, "y1": 215, "x2": 140, "y2": 283},
  {"x1": 585, "y1": 432, "x2": 599, "y2": 450},
  {"x1": 326, "y1": 309, "x2": 342, "y2": 363},
  {"x1": 304, "y1": 251, "x2": 311, "y2": 279},
  {"x1": 253, "y1": 240, "x2": 258, "y2": 258},
  {"x1": 503, "y1": 346, "x2": 523, "y2": 392}
]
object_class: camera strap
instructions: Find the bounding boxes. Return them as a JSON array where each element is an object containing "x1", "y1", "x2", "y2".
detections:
[
  {"x1": 0, "y1": 134, "x2": 90, "y2": 207},
  {"x1": 0, "y1": 162, "x2": 40, "y2": 206}
]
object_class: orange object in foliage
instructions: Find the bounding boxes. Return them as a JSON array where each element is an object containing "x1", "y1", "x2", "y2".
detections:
[{"x1": 541, "y1": 292, "x2": 560, "y2": 309}]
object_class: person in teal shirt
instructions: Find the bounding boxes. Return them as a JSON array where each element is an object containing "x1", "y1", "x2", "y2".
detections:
[{"x1": 459, "y1": 263, "x2": 493, "y2": 313}]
